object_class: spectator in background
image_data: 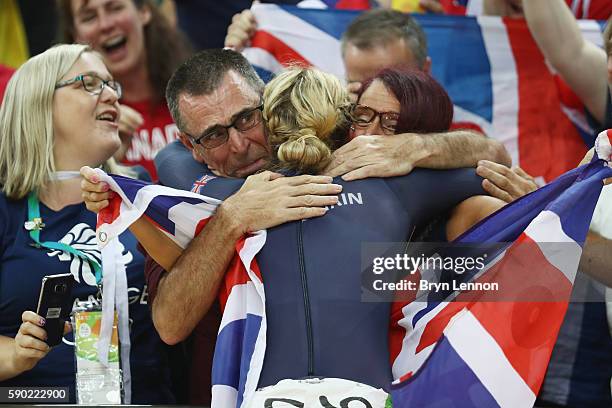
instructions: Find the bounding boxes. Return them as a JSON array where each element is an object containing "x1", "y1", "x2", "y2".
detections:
[
  {"x1": 0, "y1": 65, "x2": 15, "y2": 103},
  {"x1": 0, "y1": 43, "x2": 174, "y2": 404},
  {"x1": 523, "y1": 0, "x2": 610, "y2": 132},
  {"x1": 483, "y1": 0, "x2": 611, "y2": 20},
  {"x1": 521, "y1": 2, "x2": 612, "y2": 406},
  {"x1": 392, "y1": 0, "x2": 612, "y2": 20},
  {"x1": 57, "y1": 0, "x2": 192, "y2": 180}
]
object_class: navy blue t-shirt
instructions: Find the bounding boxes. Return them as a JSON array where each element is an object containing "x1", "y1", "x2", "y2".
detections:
[
  {"x1": 155, "y1": 140, "x2": 208, "y2": 189},
  {"x1": 0, "y1": 194, "x2": 174, "y2": 404}
]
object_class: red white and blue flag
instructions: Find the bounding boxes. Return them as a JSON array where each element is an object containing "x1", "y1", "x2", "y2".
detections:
[
  {"x1": 95, "y1": 131, "x2": 612, "y2": 408},
  {"x1": 388, "y1": 130, "x2": 612, "y2": 406},
  {"x1": 94, "y1": 182, "x2": 268, "y2": 407},
  {"x1": 404, "y1": 0, "x2": 612, "y2": 20},
  {"x1": 243, "y1": 4, "x2": 606, "y2": 183}
]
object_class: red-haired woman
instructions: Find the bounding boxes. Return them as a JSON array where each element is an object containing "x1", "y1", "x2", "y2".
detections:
[{"x1": 351, "y1": 67, "x2": 454, "y2": 138}]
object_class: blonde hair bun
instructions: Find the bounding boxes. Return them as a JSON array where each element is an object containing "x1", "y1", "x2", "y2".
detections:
[
  {"x1": 264, "y1": 67, "x2": 350, "y2": 174},
  {"x1": 277, "y1": 130, "x2": 332, "y2": 173}
]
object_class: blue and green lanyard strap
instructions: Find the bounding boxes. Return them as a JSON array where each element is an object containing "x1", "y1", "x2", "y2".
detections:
[{"x1": 26, "y1": 191, "x2": 103, "y2": 285}]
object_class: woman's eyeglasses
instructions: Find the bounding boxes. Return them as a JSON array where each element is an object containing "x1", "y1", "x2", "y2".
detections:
[
  {"x1": 55, "y1": 74, "x2": 122, "y2": 99},
  {"x1": 350, "y1": 104, "x2": 399, "y2": 134}
]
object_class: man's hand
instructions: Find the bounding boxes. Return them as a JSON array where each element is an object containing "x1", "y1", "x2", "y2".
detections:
[
  {"x1": 579, "y1": 148, "x2": 612, "y2": 185},
  {"x1": 579, "y1": 148, "x2": 594, "y2": 166},
  {"x1": 219, "y1": 171, "x2": 342, "y2": 235},
  {"x1": 323, "y1": 134, "x2": 429, "y2": 181},
  {"x1": 419, "y1": 0, "x2": 444, "y2": 13},
  {"x1": 114, "y1": 104, "x2": 143, "y2": 162},
  {"x1": 224, "y1": 7, "x2": 258, "y2": 51},
  {"x1": 483, "y1": 0, "x2": 524, "y2": 17},
  {"x1": 347, "y1": 82, "x2": 362, "y2": 103},
  {"x1": 152, "y1": 171, "x2": 341, "y2": 344},
  {"x1": 476, "y1": 160, "x2": 538, "y2": 202},
  {"x1": 80, "y1": 166, "x2": 113, "y2": 213}
]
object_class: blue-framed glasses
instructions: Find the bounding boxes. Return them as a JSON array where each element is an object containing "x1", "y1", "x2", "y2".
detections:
[{"x1": 55, "y1": 74, "x2": 122, "y2": 98}]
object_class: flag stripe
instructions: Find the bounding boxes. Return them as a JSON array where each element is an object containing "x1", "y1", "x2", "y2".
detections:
[
  {"x1": 445, "y1": 310, "x2": 537, "y2": 407},
  {"x1": 477, "y1": 16, "x2": 519, "y2": 166},
  {"x1": 523, "y1": 211, "x2": 582, "y2": 283},
  {"x1": 251, "y1": 31, "x2": 310, "y2": 67},
  {"x1": 220, "y1": 283, "x2": 264, "y2": 333}
]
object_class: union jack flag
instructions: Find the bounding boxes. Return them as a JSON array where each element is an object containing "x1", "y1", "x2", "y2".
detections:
[
  {"x1": 95, "y1": 180, "x2": 268, "y2": 407},
  {"x1": 191, "y1": 174, "x2": 218, "y2": 194},
  {"x1": 390, "y1": 0, "x2": 611, "y2": 20},
  {"x1": 243, "y1": 4, "x2": 606, "y2": 183},
  {"x1": 388, "y1": 130, "x2": 612, "y2": 407}
]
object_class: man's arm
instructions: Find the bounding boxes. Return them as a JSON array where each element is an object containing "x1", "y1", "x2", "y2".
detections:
[
  {"x1": 579, "y1": 231, "x2": 612, "y2": 287},
  {"x1": 80, "y1": 167, "x2": 342, "y2": 344},
  {"x1": 152, "y1": 207, "x2": 243, "y2": 345},
  {"x1": 151, "y1": 172, "x2": 342, "y2": 344},
  {"x1": 324, "y1": 129, "x2": 511, "y2": 181},
  {"x1": 523, "y1": 0, "x2": 608, "y2": 124}
]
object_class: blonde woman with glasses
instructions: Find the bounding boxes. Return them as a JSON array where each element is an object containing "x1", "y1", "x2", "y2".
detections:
[{"x1": 0, "y1": 44, "x2": 174, "y2": 403}]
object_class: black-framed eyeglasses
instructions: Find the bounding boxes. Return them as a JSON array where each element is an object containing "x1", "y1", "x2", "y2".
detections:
[
  {"x1": 350, "y1": 104, "x2": 399, "y2": 135},
  {"x1": 187, "y1": 103, "x2": 264, "y2": 149},
  {"x1": 55, "y1": 74, "x2": 122, "y2": 99}
]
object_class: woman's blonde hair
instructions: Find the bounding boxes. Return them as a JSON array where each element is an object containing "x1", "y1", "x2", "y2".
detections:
[
  {"x1": 0, "y1": 44, "x2": 129, "y2": 200},
  {"x1": 264, "y1": 67, "x2": 350, "y2": 174},
  {"x1": 0, "y1": 44, "x2": 89, "y2": 199}
]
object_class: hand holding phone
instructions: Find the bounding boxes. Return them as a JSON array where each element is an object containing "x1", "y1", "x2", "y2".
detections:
[
  {"x1": 36, "y1": 273, "x2": 74, "y2": 347},
  {"x1": 11, "y1": 311, "x2": 53, "y2": 373}
]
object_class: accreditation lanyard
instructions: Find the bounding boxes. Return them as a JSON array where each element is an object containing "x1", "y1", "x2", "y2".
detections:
[{"x1": 26, "y1": 191, "x2": 102, "y2": 285}]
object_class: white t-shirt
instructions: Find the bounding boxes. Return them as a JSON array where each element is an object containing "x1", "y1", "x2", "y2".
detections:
[
  {"x1": 591, "y1": 185, "x2": 612, "y2": 239},
  {"x1": 589, "y1": 185, "x2": 612, "y2": 337}
]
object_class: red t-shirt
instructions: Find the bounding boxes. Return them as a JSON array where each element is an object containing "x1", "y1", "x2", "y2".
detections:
[
  {"x1": 121, "y1": 100, "x2": 180, "y2": 181},
  {"x1": 0, "y1": 64, "x2": 15, "y2": 105},
  {"x1": 143, "y1": 251, "x2": 220, "y2": 405}
]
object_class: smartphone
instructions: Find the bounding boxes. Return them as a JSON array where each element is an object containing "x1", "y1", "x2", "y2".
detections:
[{"x1": 36, "y1": 273, "x2": 74, "y2": 347}]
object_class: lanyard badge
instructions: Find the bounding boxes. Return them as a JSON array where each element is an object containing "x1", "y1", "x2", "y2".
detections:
[
  {"x1": 72, "y1": 301, "x2": 123, "y2": 404},
  {"x1": 26, "y1": 190, "x2": 130, "y2": 403}
]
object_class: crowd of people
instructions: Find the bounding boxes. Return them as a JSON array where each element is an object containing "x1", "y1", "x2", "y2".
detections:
[{"x1": 0, "y1": 0, "x2": 611, "y2": 406}]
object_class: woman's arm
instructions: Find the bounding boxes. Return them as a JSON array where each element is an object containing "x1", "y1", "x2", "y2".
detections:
[
  {"x1": 129, "y1": 217, "x2": 183, "y2": 271},
  {"x1": 80, "y1": 166, "x2": 183, "y2": 270},
  {"x1": 523, "y1": 0, "x2": 608, "y2": 124},
  {"x1": 446, "y1": 195, "x2": 506, "y2": 241}
]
